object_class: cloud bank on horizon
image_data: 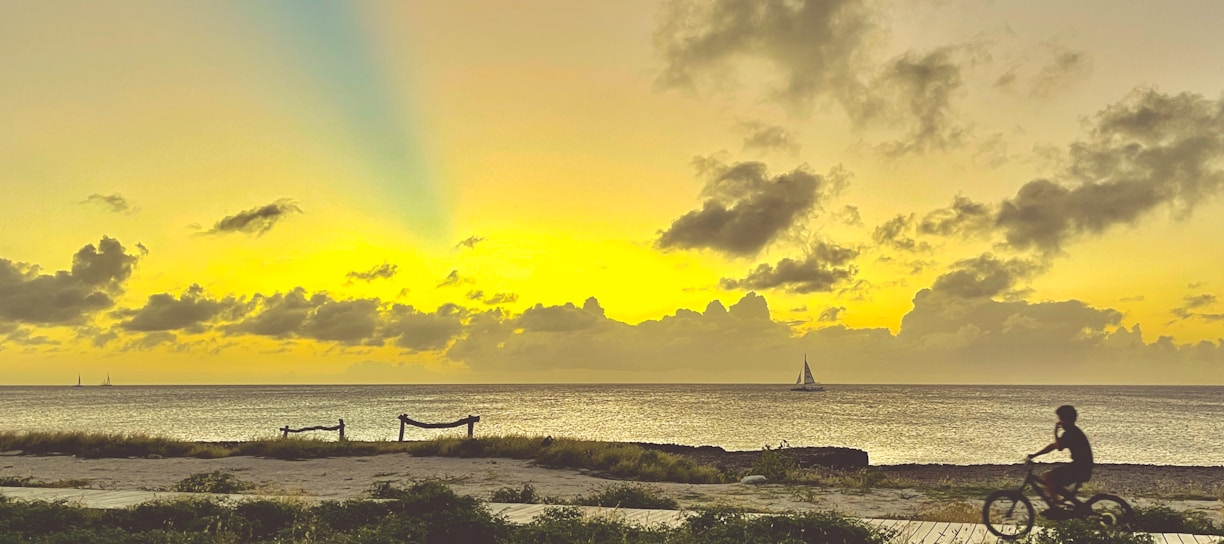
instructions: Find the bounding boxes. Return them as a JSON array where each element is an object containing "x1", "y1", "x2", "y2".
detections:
[{"x1": 1, "y1": 0, "x2": 1222, "y2": 384}]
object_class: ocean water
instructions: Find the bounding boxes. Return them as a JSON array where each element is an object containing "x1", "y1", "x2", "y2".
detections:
[{"x1": 0, "y1": 384, "x2": 1219, "y2": 466}]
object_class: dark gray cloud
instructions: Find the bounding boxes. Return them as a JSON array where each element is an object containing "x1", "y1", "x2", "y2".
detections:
[
  {"x1": 219, "y1": 289, "x2": 466, "y2": 349},
  {"x1": 437, "y1": 270, "x2": 474, "y2": 288},
  {"x1": 657, "y1": 160, "x2": 827, "y2": 256},
  {"x1": 206, "y1": 199, "x2": 301, "y2": 236},
  {"x1": 116, "y1": 284, "x2": 239, "y2": 333},
  {"x1": 226, "y1": 289, "x2": 381, "y2": 345},
  {"x1": 0, "y1": 237, "x2": 140, "y2": 324},
  {"x1": 818, "y1": 306, "x2": 845, "y2": 322},
  {"x1": 929, "y1": 254, "x2": 1045, "y2": 300},
  {"x1": 741, "y1": 122, "x2": 800, "y2": 154},
  {"x1": 1172, "y1": 293, "x2": 1219, "y2": 320},
  {"x1": 383, "y1": 304, "x2": 465, "y2": 351},
  {"x1": 346, "y1": 263, "x2": 398, "y2": 283},
  {"x1": 872, "y1": 214, "x2": 930, "y2": 252},
  {"x1": 918, "y1": 196, "x2": 993, "y2": 237},
  {"x1": 83, "y1": 193, "x2": 135, "y2": 214},
  {"x1": 126, "y1": 332, "x2": 177, "y2": 351},
  {"x1": 467, "y1": 290, "x2": 519, "y2": 305},
  {"x1": 875, "y1": 47, "x2": 966, "y2": 156},
  {"x1": 655, "y1": 0, "x2": 877, "y2": 110},
  {"x1": 721, "y1": 241, "x2": 859, "y2": 293},
  {"x1": 994, "y1": 89, "x2": 1224, "y2": 253},
  {"x1": 456, "y1": 236, "x2": 486, "y2": 249}
]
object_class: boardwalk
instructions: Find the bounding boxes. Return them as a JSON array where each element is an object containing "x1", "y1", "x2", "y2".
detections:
[{"x1": 2, "y1": 486, "x2": 1219, "y2": 544}]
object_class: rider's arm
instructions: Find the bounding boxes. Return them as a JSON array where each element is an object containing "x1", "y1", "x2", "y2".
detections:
[{"x1": 1029, "y1": 441, "x2": 1059, "y2": 458}]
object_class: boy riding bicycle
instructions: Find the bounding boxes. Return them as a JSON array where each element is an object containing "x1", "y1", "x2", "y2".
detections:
[{"x1": 1027, "y1": 405, "x2": 1093, "y2": 518}]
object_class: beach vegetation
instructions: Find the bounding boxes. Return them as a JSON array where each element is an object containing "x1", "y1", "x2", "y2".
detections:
[
  {"x1": 489, "y1": 483, "x2": 562, "y2": 505},
  {"x1": 1131, "y1": 504, "x2": 1223, "y2": 536},
  {"x1": 793, "y1": 467, "x2": 915, "y2": 493},
  {"x1": 748, "y1": 444, "x2": 797, "y2": 482},
  {"x1": 0, "y1": 486, "x2": 897, "y2": 544},
  {"x1": 572, "y1": 483, "x2": 679, "y2": 510},
  {"x1": 0, "y1": 431, "x2": 727, "y2": 484},
  {"x1": 1018, "y1": 518, "x2": 1156, "y2": 544},
  {"x1": 172, "y1": 470, "x2": 255, "y2": 494}
]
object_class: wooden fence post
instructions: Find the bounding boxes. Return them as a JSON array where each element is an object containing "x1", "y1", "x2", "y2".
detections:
[
  {"x1": 338, "y1": 419, "x2": 345, "y2": 441},
  {"x1": 467, "y1": 415, "x2": 475, "y2": 438}
]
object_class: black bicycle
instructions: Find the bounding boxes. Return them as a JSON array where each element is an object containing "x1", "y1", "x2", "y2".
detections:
[{"x1": 982, "y1": 458, "x2": 1135, "y2": 539}]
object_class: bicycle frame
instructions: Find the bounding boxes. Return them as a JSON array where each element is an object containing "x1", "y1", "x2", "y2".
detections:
[{"x1": 1014, "y1": 461, "x2": 1085, "y2": 512}]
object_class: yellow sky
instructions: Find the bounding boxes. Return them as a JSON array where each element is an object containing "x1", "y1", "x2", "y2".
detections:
[{"x1": 1, "y1": 1, "x2": 1222, "y2": 384}]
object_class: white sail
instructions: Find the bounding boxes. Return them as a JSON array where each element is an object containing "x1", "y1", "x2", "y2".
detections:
[
  {"x1": 802, "y1": 361, "x2": 816, "y2": 386},
  {"x1": 790, "y1": 354, "x2": 825, "y2": 392}
]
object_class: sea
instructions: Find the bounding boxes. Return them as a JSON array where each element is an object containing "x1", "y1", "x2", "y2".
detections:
[{"x1": 1, "y1": 384, "x2": 1220, "y2": 466}]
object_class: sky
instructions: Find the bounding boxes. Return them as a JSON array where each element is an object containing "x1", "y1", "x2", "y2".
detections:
[{"x1": 1, "y1": 0, "x2": 1222, "y2": 385}]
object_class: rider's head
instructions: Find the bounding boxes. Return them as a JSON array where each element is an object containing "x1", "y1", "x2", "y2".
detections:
[{"x1": 1056, "y1": 405, "x2": 1078, "y2": 425}]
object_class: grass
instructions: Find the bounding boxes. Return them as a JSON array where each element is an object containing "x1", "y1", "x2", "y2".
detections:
[
  {"x1": 0, "y1": 482, "x2": 896, "y2": 544},
  {"x1": 0, "y1": 431, "x2": 727, "y2": 484},
  {"x1": 0, "y1": 475, "x2": 93, "y2": 489}
]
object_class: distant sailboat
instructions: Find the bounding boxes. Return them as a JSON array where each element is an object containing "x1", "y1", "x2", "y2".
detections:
[
  {"x1": 790, "y1": 354, "x2": 824, "y2": 392},
  {"x1": 74, "y1": 375, "x2": 82, "y2": 388},
  {"x1": 100, "y1": 373, "x2": 113, "y2": 387}
]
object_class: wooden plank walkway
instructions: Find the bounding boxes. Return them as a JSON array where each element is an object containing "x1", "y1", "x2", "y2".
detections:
[{"x1": 2, "y1": 486, "x2": 1219, "y2": 544}]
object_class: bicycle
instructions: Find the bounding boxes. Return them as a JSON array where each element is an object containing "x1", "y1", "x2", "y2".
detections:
[{"x1": 981, "y1": 458, "x2": 1135, "y2": 539}]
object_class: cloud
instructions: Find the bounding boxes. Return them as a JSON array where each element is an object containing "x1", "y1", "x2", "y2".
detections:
[
  {"x1": 456, "y1": 235, "x2": 486, "y2": 249},
  {"x1": 126, "y1": 332, "x2": 177, "y2": 351},
  {"x1": 0, "y1": 237, "x2": 140, "y2": 325},
  {"x1": 383, "y1": 304, "x2": 465, "y2": 351},
  {"x1": 655, "y1": 0, "x2": 878, "y2": 111},
  {"x1": 346, "y1": 263, "x2": 398, "y2": 283},
  {"x1": 467, "y1": 290, "x2": 519, "y2": 305},
  {"x1": 1172, "y1": 293, "x2": 1219, "y2": 320},
  {"x1": 226, "y1": 288, "x2": 381, "y2": 345},
  {"x1": 740, "y1": 121, "x2": 800, "y2": 154},
  {"x1": 834, "y1": 205, "x2": 862, "y2": 226},
  {"x1": 928, "y1": 254, "x2": 1045, "y2": 300},
  {"x1": 993, "y1": 89, "x2": 1224, "y2": 253},
  {"x1": 657, "y1": 160, "x2": 830, "y2": 256},
  {"x1": 818, "y1": 306, "x2": 845, "y2": 322},
  {"x1": 872, "y1": 214, "x2": 930, "y2": 252},
  {"x1": 918, "y1": 195, "x2": 993, "y2": 237},
  {"x1": 721, "y1": 241, "x2": 859, "y2": 293},
  {"x1": 437, "y1": 270, "x2": 474, "y2": 288},
  {"x1": 82, "y1": 193, "x2": 136, "y2": 214},
  {"x1": 115, "y1": 284, "x2": 239, "y2": 333},
  {"x1": 205, "y1": 199, "x2": 301, "y2": 236},
  {"x1": 1030, "y1": 47, "x2": 1092, "y2": 99},
  {"x1": 874, "y1": 47, "x2": 967, "y2": 156}
]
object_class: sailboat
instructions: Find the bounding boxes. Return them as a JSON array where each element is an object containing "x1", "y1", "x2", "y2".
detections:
[
  {"x1": 100, "y1": 373, "x2": 113, "y2": 387},
  {"x1": 790, "y1": 354, "x2": 824, "y2": 392},
  {"x1": 74, "y1": 375, "x2": 82, "y2": 388}
]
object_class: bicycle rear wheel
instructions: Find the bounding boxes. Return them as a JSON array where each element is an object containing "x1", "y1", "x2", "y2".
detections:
[
  {"x1": 983, "y1": 490, "x2": 1035, "y2": 539},
  {"x1": 1085, "y1": 494, "x2": 1135, "y2": 529}
]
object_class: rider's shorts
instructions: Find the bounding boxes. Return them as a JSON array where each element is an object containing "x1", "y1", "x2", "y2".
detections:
[{"x1": 1048, "y1": 464, "x2": 1092, "y2": 488}]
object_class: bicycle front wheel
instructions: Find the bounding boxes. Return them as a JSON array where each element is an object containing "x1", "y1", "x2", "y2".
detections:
[
  {"x1": 1085, "y1": 494, "x2": 1135, "y2": 529},
  {"x1": 983, "y1": 490, "x2": 1035, "y2": 539}
]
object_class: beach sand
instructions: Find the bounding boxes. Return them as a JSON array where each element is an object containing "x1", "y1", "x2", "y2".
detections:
[{"x1": 1, "y1": 452, "x2": 1220, "y2": 524}]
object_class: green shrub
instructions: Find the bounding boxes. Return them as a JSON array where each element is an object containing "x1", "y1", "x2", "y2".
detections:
[
  {"x1": 172, "y1": 470, "x2": 254, "y2": 494},
  {"x1": 749, "y1": 445, "x2": 797, "y2": 482},
  {"x1": 1019, "y1": 519, "x2": 1156, "y2": 544},
  {"x1": 679, "y1": 508, "x2": 894, "y2": 544},
  {"x1": 508, "y1": 506, "x2": 667, "y2": 544},
  {"x1": 573, "y1": 483, "x2": 679, "y2": 510},
  {"x1": 490, "y1": 483, "x2": 557, "y2": 504},
  {"x1": 1132, "y1": 504, "x2": 1223, "y2": 536}
]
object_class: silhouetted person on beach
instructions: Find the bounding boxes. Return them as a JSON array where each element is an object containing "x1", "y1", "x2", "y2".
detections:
[{"x1": 1028, "y1": 404, "x2": 1093, "y2": 516}]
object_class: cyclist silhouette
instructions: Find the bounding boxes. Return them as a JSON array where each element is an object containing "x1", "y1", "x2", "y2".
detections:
[{"x1": 1027, "y1": 405, "x2": 1093, "y2": 518}]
